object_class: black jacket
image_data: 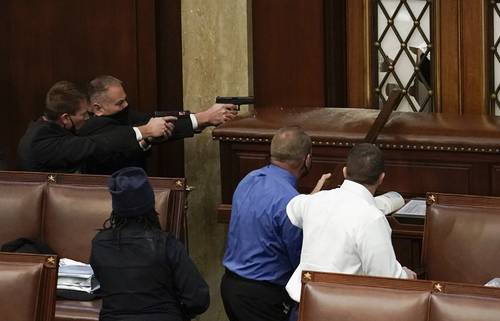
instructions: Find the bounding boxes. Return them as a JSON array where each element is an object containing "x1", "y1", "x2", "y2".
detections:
[
  {"x1": 90, "y1": 223, "x2": 209, "y2": 321},
  {"x1": 17, "y1": 119, "x2": 140, "y2": 172},
  {"x1": 79, "y1": 108, "x2": 194, "y2": 174}
]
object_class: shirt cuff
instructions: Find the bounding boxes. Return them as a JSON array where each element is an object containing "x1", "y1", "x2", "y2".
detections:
[
  {"x1": 139, "y1": 140, "x2": 151, "y2": 151},
  {"x1": 190, "y1": 113, "x2": 199, "y2": 130},
  {"x1": 132, "y1": 127, "x2": 143, "y2": 141}
]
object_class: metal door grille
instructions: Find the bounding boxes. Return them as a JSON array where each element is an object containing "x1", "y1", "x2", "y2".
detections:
[
  {"x1": 491, "y1": 0, "x2": 500, "y2": 115},
  {"x1": 375, "y1": 0, "x2": 433, "y2": 112}
]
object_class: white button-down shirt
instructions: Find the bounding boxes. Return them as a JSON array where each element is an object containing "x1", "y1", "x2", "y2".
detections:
[{"x1": 285, "y1": 179, "x2": 408, "y2": 302}]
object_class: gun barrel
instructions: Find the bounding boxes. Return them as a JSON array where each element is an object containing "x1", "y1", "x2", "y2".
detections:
[{"x1": 216, "y1": 96, "x2": 255, "y2": 106}]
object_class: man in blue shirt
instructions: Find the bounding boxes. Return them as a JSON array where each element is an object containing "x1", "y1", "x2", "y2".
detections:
[{"x1": 221, "y1": 126, "x2": 328, "y2": 321}]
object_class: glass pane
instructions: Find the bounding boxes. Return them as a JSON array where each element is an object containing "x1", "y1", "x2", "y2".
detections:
[{"x1": 375, "y1": 0, "x2": 433, "y2": 112}]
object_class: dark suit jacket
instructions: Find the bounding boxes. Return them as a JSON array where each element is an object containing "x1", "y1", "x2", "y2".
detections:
[
  {"x1": 78, "y1": 108, "x2": 194, "y2": 175},
  {"x1": 17, "y1": 118, "x2": 141, "y2": 173}
]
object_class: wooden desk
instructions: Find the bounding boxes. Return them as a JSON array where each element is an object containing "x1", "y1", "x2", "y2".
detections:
[{"x1": 213, "y1": 107, "x2": 500, "y2": 269}]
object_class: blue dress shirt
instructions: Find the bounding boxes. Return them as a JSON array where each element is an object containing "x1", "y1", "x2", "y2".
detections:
[{"x1": 223, "y1": 164, "x2": 303, "y2": 286}]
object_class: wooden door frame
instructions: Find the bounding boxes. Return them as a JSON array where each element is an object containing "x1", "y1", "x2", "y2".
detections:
[{"x1": 339, "y1": 0, "x2": 489, "y2": 114}]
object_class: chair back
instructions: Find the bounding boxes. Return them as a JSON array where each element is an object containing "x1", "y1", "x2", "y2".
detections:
[
  {"x1": 0, "y1": 252, "x2": 58, "y2": 321},
  {"x1": 422, "y1": 192, "x2": 500, "y2": 284},
  {"x1": 298, "y1": 271, "x2": 500, "y2": 321}
]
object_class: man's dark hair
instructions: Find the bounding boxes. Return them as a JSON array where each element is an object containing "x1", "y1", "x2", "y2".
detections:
[
  {"x1": 44, "y1": 81, "x2": 88, "y2": 120},
  {"x1": 345, "y1": 143, "x2": 384, "y2": 185},
  {"x1": 88, "y1": 75, "x2": 123, "y2": 103},
  {"x1": 270, "y1": 126, "x2": 311, "y2": 164}
]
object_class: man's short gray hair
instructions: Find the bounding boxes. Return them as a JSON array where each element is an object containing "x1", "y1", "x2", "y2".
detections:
[
  {"x1": 88, "y1": 75, "x2": 123, "y2": 103},
  {"x1": 270, "y1": 126, "x2": 311, "y2": 163}
]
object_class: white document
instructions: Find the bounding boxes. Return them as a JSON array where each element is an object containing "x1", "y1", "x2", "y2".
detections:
[
  {"x1": 395, "y1": 199, "x2": 426, "y2": 217},
  {"x1": 374, "y1": 191, "x2": 405, "y2": 215},
  {"x1": 485, "y1": 278, "x2": 500, "y2": 287}
]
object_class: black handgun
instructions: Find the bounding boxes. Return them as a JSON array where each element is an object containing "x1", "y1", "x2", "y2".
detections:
[
  {"x1": 153, "y1": 110, "x2": 190, "y2": 118},
  {"x1": 216, "y1": 96, "x2": 254, "y2": 110}
]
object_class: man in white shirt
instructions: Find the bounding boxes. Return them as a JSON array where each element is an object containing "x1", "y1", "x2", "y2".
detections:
[{"x1": 285, "y1": 143, "x2": 416, "y2": 303}]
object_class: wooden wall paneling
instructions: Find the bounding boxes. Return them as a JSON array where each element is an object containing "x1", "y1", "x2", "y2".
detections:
[
  {"x1": 252, "y1": 0, "x2": 326, "y2": 108},
  {"x1": 436, "y1": 0, "x2": 489, "y2": 114},
  {"x1": 379, "y1": 149, "x2": 492, "y2": 197},
  {"x1": 219, "y1": 142, "x2": 269, "y2": 205},
  {"x1": 0, "y1": 0, "x2": 149, "y2": 169},
  {"x1": 219, "y1": 141, "x2": 498, "y2": 206},
  {"x1": 324, "y1": 0, "x2": 347, "y2": 107},
  {"x1": 491, "y1": 165, "x2": 500, "y2": 196},
  {"x1": 346, "y1": 0, "x2": 374, "y2": 108},
  {"x1": 156, "y1": 0, "x2": 184, "y2": 111},
  {"x1": 0, "y1": 0, "x2": 184, "y2": 176},
  {"x1": 391, "y1": 234, "x2": 423, "y2": 270},
  {"x1": 460, "y1": 0, "x2": 489, "y2": 115},
  {"x1": 383, "y1": 162, "x2": 473, "y2": 196},
  {"x1": 136, "y1": 0, "x2": 158, "y2": 112},
  {"x1": 65, "y1": 1, "x2": 141, "y2": 105},
  {"x1": 219, "y1": 143, "x2": 238, "y2": 205},
  {"x1": 434, "y1": 0, "x2": 460, "y2": 113},
  {"x1": 152, "y1": 0, "x2": 185, "y2": 177},
  {"x1": 298, "y1": 153, "x2": 349, "y2": 193},
  {"x1": 304, "y1": 148, "x2": 492, "y2": 197}
]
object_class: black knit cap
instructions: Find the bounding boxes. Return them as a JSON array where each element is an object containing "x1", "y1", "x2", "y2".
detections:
[{"x1": 109, "y1": 167, "x2": 155, "y2": 218}]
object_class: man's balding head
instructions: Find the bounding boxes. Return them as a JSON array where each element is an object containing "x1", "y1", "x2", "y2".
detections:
[{"x1": 270, "y1": 126, "x2": 311, "y2": 165}]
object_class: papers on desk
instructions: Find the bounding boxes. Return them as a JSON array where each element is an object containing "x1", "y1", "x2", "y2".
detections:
[
  {"x1": 374, "y1": 192, "x2": 405, "y2": 215},
  {"x1": 394, "y1": 199, "x2": 427, "y2": 217},
  {"x1": 58, "y1": 258, "x2": 100, "y2": 294},
  {"x1": 485, "y1": 278, "x2": 500, "y2": 288}
]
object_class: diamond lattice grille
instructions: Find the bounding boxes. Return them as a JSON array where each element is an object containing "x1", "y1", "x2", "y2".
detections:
[
  {"x1": 375, "y1": 0, "x2": 433, "y2": 112},
  {"x1": 491, "y1": 1, "x2": 500, "y2": 115}
]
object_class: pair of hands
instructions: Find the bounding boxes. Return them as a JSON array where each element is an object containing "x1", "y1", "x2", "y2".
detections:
[
  {"x1": 194, "y1": 103, "x2": 238, "y2": 129},
  {"x1": 144, "y1": 103, "x2": 238, "y2": 139},
  {"x1": 144, "y1": 116, "x2": 177, "y2": 138}
]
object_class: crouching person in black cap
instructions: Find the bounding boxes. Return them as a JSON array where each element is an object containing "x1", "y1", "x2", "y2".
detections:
[{"x1": 90, "y1": 167, "x2": 209, "y2": 321}]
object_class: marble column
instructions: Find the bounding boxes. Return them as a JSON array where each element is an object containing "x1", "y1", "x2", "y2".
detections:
[{"x1": 181, "y1": 1, "x2": 250, "y2": 320}]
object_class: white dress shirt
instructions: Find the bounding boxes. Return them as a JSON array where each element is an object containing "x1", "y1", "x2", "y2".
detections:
[{"x1": 285, "y1": 179, "x2": 408, "y2": 302}]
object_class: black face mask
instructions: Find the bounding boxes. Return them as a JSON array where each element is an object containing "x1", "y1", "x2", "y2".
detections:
[
  {"x1": 300, "y1": 157, "x2": 312, "y2": 178},
  {"x1": 109, "y1": 107, "x2": 130, "y2": 124}
]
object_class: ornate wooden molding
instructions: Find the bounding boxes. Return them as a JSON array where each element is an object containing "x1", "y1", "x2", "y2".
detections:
[{"x1": 213, "y1": 135, "x2": 500, "y2": 154}]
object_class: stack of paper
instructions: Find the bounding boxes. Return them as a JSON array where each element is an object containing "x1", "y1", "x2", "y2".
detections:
[{"x1": 58, "y1": 258, "x2": 100, "y2": 294}]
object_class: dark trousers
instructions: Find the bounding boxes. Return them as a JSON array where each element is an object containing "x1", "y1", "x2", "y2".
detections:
[{"x1": 221, "y1": 270, "x2": 295, "y2": 321}]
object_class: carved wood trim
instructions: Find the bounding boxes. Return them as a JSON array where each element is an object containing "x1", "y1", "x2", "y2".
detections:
[
  {"x1": 346, "y1": 0, "x2": 374, "y2": 107},
  {"x1": 460, "y1": 0, "x2": 489, "y2": 115},
  {"x1": 345, "y1": 0, "x2": 489, "y2": 114},
  {"x1": 435, "y1": 0, "x2": 489, "y2": 114},
  {"x1": 214, "y1": 136, "x2": 500, "y2": 154}
]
